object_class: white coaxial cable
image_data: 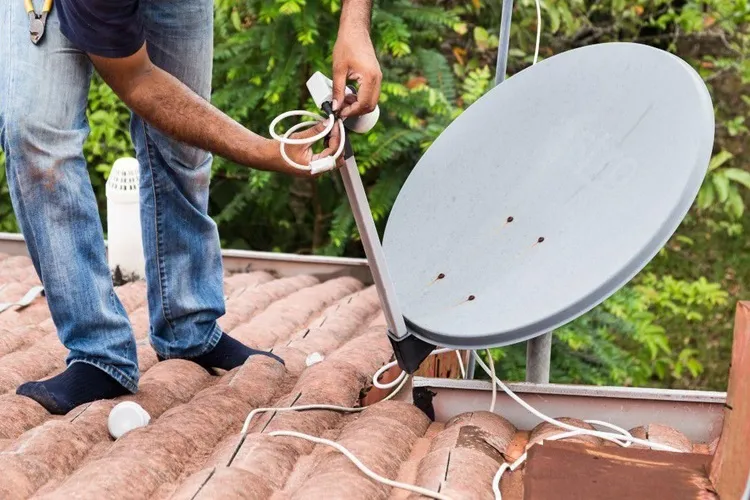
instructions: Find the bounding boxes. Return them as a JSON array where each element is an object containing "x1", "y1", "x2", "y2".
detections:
[{"x1": 269, "y1": 110, "x2": 346, "y2": 174}]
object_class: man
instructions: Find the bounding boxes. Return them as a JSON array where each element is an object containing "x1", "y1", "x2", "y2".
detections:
[{"x1": 0, "y1": 0, "x2": 381, "y2": 414}]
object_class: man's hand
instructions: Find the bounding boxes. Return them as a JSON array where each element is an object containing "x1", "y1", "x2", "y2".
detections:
[
  {"x1": 332, "y1": 0, "x2": 381, "y2": 118},
  {"x1": 276, "y1": 120, "x2": 345, "y2": 177}
]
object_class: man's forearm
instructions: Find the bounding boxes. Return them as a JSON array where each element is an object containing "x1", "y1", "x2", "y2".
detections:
[
  {"x1": 127, "y1": 67, "x2": 276, "y2": 169},
  {"x1": 90, "y1": 48, "x2": 301, "y2": 175},
  {"x1": 339, "y1": 0, "x2": 373, "y2": 33}
]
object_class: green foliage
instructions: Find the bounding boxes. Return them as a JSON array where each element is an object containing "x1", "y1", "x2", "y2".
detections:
[
  {"x1": 0, "y1": 152, "x2": 18, "y2": 233},
  {"x1": 487, "y1": 273, "x2": 728, "y2": 386},
  {"x1": 699, "y1": 150, "x2": 750, "y2": 224},
  {"x1": 85, "y1": 77, "x2": 133, "y2": 180}
]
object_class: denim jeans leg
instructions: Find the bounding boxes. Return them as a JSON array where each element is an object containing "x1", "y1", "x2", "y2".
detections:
[
  {"x1": 132, "y1": 0, "x2": 225, "y2": 359},
  {"x1": 0, "y1": 1, "x2": 139, "y2": 391}
]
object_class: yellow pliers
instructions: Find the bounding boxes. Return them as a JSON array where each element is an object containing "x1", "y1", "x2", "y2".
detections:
[{"x1": 24, "y1": 0, "x2": 53, "y2": 45}]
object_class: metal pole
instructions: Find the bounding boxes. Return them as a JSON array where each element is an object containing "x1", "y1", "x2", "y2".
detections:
[
  {"x1": 339, "y1": 153, "x2": 409, "y2": 340},
  {"x1": 526, "y1": 333, "x2": 552, "y2": 383},
  {"x1": 495, "y1": 0, "x2": 516, "y2": 87}
]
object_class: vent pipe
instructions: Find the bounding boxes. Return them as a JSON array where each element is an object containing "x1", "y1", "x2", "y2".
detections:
[{"x1": 105, "y1": 157, "x2": 145, "y2": 282}]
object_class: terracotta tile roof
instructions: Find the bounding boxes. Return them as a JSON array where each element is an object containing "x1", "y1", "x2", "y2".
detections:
[{"x1": 0, "y1": 253, "x2": 718, "y2": 499}]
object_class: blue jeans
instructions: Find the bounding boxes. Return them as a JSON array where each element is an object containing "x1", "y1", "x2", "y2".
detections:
[{"x1": 0, "y1": 0, "x2": 224, "y2": 392}]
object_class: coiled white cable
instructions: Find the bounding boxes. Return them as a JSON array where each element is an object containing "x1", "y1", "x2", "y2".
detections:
[{"x1": 269, "y1": 110, "x2": 347, "y2": 174}]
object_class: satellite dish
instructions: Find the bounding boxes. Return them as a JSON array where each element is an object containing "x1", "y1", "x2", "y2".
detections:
[{"x1": 383, "y1": 42, "x2": 714, "y2": 349}]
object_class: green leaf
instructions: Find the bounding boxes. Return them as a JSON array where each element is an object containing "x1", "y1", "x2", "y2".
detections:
[
  {"x1": 474, "y1": 26, "x2": 490, "y2": 51},
  {"x1": 712, "y1": 173, "x2": 730, "y2": 202},
  {"x1": 724, "y1": 168, "x2": 750, "y2": 190},
  {"x1": 727, "y1": 116, "x2": 747, "y2": 137},
  {"x1": 686, "y1": 358, "x2": 703, "y2": 378},
  {"x1": 548, "y1": 5, "x2": 561, "y2": 33},
  {"x1": 231, "y1": 10, "x2": 242, "y2": 31},
  {"x1": 727, "y1": 190, "x2": 745, "y2": 219},
  {"x1": 416, "y1": 49, "x2": 457, "y2": 101},
  {"x1": 708, "y1": 150, "x2": 733, "y2": 171},
  {"x1": 697, "y1": 182, "x2": 715, "y2": 209}
]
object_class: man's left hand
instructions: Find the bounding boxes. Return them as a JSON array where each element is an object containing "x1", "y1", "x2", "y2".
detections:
[{"x1": 332, "y1": 31, "x2": 382, "y2": 119}]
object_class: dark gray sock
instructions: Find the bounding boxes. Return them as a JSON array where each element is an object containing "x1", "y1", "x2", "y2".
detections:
[{"x1": 16, "y1": 362, "x2": 130, "y2": 415}]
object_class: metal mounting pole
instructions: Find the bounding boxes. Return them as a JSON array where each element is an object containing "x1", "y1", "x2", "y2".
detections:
[
  {"x1": 338, "y1": 151, "x2": 408, "y2": 340},
  {"x1": 526, "y1": 333, "x2": 552, "y2": 383},
  {"x1": 495, "y1": 0, "x2": 516, "y2": 87}
]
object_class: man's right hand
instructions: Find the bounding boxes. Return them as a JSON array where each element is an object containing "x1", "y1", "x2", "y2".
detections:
[{"x1": 272, "y1": 120, "x2": 345, "y2": 177}]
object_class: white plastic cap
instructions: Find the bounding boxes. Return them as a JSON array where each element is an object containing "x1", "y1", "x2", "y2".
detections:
[
  {"x1": 305, "y1": 352, "x2": 325, "y2": 366},
  {"x1": 344, "y1": 106, "x2": 380, "y2": 134},
  {"x1": 106, "y1": 157, "x2": 140, "y2": 204},
  {"x1": 108, "y1": 401, "x2": 151, "y2": 439}
]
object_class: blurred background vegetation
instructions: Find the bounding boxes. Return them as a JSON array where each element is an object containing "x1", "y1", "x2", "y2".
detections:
[{"x1": 0, "y1": 0, "x2": 747, "y2": 391}]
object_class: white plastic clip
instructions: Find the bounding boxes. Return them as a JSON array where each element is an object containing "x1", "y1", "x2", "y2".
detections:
[{"x1": 309, "y1": 156, "x2": 337, "y2": 175}]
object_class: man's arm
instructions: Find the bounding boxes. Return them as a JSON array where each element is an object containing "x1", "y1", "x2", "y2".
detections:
[
  {"x1": 90, "y1": 46, "x2": 336, "y2": 176},
  {"x1": 332, "y1": 0, "x2": 382, "y2": 118}
]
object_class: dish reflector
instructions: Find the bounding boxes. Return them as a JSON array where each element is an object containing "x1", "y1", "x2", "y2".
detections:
[{"x1": 383, "y1": 43, "x2": 714, "y2": 349}]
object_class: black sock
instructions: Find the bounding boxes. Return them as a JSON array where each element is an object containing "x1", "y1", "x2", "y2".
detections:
[
  {"x1": 158, "y1": 333, "x2": 284, "y2": 371},
  {"x1": 16, "y1": 363, "x2": 131, "y2": 415}
]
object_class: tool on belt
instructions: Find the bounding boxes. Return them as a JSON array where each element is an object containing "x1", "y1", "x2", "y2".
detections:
[{"x1": 25, "y1": 0, "x2": 52, "y2": 45}]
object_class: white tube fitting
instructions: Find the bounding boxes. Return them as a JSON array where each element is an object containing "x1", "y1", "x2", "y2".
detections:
[{"x1": 108, "y1": 401, "x2": 150, "y2": 439}]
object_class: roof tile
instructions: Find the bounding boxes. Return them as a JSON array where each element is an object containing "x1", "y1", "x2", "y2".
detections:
[
  {"x1": 287, "y1": 402, "x2": 429, "y2": 500},
  {"x1": 628, "y1": 423, "x2": 693, "y2": 452},
  {"x1": 530, "y1": 417, "x2": 603, "y2": 447},
  {"x1": 0, "y1": 394, "x2": 50, "y2": 442},
  {"x1": 411, "y1": 412, "x2": 515, "y2": 499}
]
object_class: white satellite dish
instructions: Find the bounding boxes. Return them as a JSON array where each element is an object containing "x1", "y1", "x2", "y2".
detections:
[{"x1": 381, "y1": 43, "x2": 713, "y2": 353}]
